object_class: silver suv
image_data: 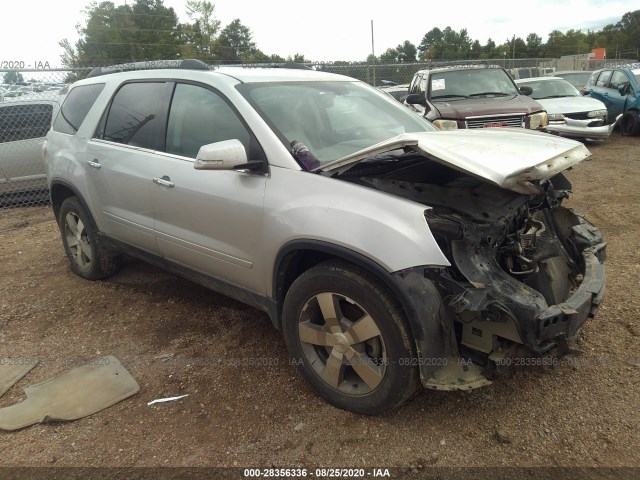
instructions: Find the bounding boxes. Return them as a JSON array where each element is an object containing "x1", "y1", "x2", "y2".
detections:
[{"x1": 45, "y1": 60, "x2": 606, "y2": 414}]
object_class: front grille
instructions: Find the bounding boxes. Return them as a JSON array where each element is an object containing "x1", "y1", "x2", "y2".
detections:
[
  {"x1": 466, "y1": 115, "x2": 525, "y2": 129},
  {"x1": 564, "y1": 112, "x2": 590, "y2": 120}
]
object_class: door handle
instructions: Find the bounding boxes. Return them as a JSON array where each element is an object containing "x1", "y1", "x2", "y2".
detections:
[
  {"x1": 87, "y1": 160, "x2": 101, "y2": 169},
  {"x1": 153, "y1": 176, "x2": 175, "y2": 188}
]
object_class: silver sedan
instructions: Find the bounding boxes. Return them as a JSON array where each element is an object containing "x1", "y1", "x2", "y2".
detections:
[{"x1": 516, "y1": 76, "x2": 618, "y2": 140}]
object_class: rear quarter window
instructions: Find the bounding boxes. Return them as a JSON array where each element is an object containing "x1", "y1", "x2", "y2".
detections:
[
  {"x1": 53, "y1": 83, "x2": 105, "y2": 135},
  {"x1": 0, "y1": 103, "x2": 53, "y2": 143}
]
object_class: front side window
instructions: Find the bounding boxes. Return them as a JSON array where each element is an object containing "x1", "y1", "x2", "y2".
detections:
[
  {"x1": 165, "y1": 83, "x2": 251, "y2": 159},
  {"x1": 53, "y1": 83, "x2": 105, "y2": 135},
  {"x1": 609, "y1": 71, "x2": 630, "y2": 90},
  {"x1": 101, "y1": 82, "x2": 165, "y2": 149},
  {"x1": 0, "y1": 103, "x2": 53, "y2": 143}
]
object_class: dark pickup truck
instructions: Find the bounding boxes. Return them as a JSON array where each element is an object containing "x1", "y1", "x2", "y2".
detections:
[{"x1": 405, "y1": 63, "x2": 549, "y2": 131}]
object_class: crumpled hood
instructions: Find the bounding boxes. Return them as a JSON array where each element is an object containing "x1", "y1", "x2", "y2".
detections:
[
  {"x1": 535, "y1": 96, "x2": 607, "y2": 115},
  {"x1": 317, "y1": 129, "x2": 591, "y2": 194}
]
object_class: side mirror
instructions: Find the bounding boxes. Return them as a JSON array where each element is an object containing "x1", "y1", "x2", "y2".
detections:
[
  {"x1": 519, "y1": 85, "x2": 533, "y2": 96},
  {"x1": 194, "y1": 139, "x2": 248, "y2": 170},
  {"x1": 617, "y1": 84, "x2": 628, "y2": 96},
  {"x1": 405, "y1": 93, "x2": 427, "y2": 106}
]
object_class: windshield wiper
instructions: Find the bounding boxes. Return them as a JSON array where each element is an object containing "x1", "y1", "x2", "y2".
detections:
[
  {"x1": 431, "y1": 94, "x2": 468, "y2": 99},
  {"x1": 469, "y1": 92, "x2": 510, "y2": 97}
]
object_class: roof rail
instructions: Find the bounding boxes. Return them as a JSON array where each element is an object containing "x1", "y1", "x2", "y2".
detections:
[
  {"x1": 216, "y1": 62, "x2": 312, "y2": 70},
  {"x1": 423, "y1": 60, "x2": 499, "y2": 70},
  {"x1": 86, "y1": 59, "x2": 210, "y2": 78}
]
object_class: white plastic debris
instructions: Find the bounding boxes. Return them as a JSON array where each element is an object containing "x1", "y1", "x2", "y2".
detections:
[{"x1": 147, "y1": 394, "x2": 189, "y2": 406}]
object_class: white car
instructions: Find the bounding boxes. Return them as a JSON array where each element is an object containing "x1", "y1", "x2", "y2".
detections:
[
  {"x1": 0, "y1": 93, "x2": 62, "y2": 201},
  {"x1": 515, "y1": 77, "x2": 616, "y2": 140}
]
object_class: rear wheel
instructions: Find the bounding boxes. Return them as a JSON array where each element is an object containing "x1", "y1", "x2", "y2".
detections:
[
  {"x1": 282, "y1": 260, "x2": 419, "y2": 415},
  {"x1": 621, "y1": 110, "x2": 640, "y2": 136},
  {"x1": 58, "y1": 196, "x2": 122, "y2": 280}
]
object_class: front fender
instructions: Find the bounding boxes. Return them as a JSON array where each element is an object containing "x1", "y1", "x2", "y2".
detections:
[{"x1": 263, "y1": 166, "x2": 450, "y2": 295}]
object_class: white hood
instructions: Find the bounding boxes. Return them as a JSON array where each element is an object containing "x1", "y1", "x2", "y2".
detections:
[
  {"x1": 317, "y1": 129, "x2": 591, "y2": 194},
  {"x1": 536, "y1": 96, "x2": 607, "y2": 115}
]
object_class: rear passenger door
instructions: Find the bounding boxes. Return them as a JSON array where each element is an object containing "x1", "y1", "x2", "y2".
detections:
[
  {"x1": 150, "y1": 82, "x2": 267, "y2": 294},
  {"x1": 85, "y1": 81, "x2": 168, "y2": 254},
  {"x1": 588, "y1": 70, "x2": 613, "y2": 116}
]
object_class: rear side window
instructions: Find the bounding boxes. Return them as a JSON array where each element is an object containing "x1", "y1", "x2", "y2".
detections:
[
  {"x1": 53, "y1": 83, "x2": 104, "y2": 134},
  {"x1": 0, "y1": 103, "x2": 53, "y2": 143},
  {"x1": 595, "y1": 71, "x2": 612, "y2": 87},
  {"x1": 101, "y1": 82, "x2": 165, "y2": 149}
]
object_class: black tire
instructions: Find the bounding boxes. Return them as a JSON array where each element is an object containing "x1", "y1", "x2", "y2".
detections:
[
  {"x1": 621, "y1": 110, "x2": 640, "y2": 136},
  {"x1": 58, "y1": 196, "x2": 122, "y2": 280},
  {"x1": 282, "y1": 260, "x2": 419, "y2": 415}
]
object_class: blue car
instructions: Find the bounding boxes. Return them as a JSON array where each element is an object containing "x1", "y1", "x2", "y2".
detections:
[{"x1": 587, "y1": 63, "x2": 640, "y2": 136}]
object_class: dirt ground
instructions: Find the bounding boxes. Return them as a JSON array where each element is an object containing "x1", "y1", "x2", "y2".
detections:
[{"x1": 0, "y1": 131, "x2": 638, "y2": 471}]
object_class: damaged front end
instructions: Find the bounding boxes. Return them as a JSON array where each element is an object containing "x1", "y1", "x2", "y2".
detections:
[{"x1": 336, "y1": 150, "x2": 606, "y2": 391}]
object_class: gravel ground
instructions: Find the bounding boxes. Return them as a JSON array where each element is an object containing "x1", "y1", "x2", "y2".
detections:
[{"x1": 0, "y1": 132, "x2": 638, "y2": 471}]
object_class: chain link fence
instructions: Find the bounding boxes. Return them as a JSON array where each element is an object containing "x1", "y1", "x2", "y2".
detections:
[
  {"x1": 0, "y1": 57, "x2": 636, "y2": 210},
  {"x1": 1, "y1": 69, "x2": 82, "y2": 209}
]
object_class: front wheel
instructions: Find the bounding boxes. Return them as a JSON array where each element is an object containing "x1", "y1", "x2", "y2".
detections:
[
  {"x1": 58, "y1": 196, "x2": 122, "y2": 280},
  {"x1": 282, "y1": 261, "x2": 419, "y2": 415},
  {"x1": 621, "y1": 110, "x2": 640, "y2": 136}
]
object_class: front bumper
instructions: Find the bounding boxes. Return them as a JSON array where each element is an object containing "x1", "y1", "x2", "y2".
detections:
[{"x1": 546, "y1": 114, "x2": 621, "y2": 139}]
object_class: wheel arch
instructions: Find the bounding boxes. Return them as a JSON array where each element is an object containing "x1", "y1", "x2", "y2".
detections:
[
  {"x1": 273, "y1": 240, "x2": 455, "y2": 387},
  {"x1": 50, "y1": 179, "x2": 91, "y2": 225},
  {"x1": 272, "y1": 240, "x2": 434, "y2": 342}
]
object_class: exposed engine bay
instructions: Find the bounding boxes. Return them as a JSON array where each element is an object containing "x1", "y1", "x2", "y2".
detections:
[{"x1": 335, "y1": 150, "x2": 606, "y2": 387}]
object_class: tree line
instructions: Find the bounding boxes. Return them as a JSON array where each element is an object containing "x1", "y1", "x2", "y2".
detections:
[
  {"x1": 60, "y1": 0, "x2": 307, "y2": 69},
  {"x1": 60, "y1": 2, "x2": 639, "y2": 70},
  {"x1": 377, "y1": 10, "x2": 639, "y2": 63}
]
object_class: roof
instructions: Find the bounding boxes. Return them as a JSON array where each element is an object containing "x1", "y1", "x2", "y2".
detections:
[
  {"x1": 416, "y1": 63, "x2": 503, "y2": 74},
  {"x1": 84, "y1": 59, "x2": 354, "y2": 84}
]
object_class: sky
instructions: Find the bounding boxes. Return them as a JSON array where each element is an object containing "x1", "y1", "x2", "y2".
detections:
[{"x1": 1, "y1": 0, "x2": 638, "y2": 69}]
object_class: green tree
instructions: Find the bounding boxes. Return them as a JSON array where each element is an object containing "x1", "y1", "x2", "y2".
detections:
[
  {"x1": 214, "y1": 19, "x2": 257, "y2": 63},
  {"x1": 418, "y1": 27, "x2": 443, "y2": 59},
  {"x1": 130, "y1": 0, "x2": 182, "y2": 59},
  {"x1": 378, "y1": 41, "x2": 417, "y2": 63},
  {"x1": 470, "y1": 40, "x2": 482, "y2": 59},
  {"x1": 483, "y1": 38, "x2": 496, "y2": 58},
  {"x1": 526, "y1": 33, "x2": 542, "y2": 57},
  {"x1": 3, "y1": 71, "x2": 24, "y2": 84},
  {"x1": 181, "y1": 0, "x2": 221, "y2": 60},
  {"x1": 60, "y1": 0, "x2": 182, "y2": 68},
  {"x1": 418, "y1": 27, "x2": 471, "y2": 60}
]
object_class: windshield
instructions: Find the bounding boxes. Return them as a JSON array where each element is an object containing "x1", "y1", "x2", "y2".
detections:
[
  {"x1": 429, "y1": 68, "x2": 519, "y2": 100},
  {"x1": 556, "y1": 72, "x2": 591, "y2": 87},
  {"x1": 519, "y1": 79, "x2": 580, "y2": 99},
  {"x1": 238, "y1": 81, "x2": 435, "y2": 165}
]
